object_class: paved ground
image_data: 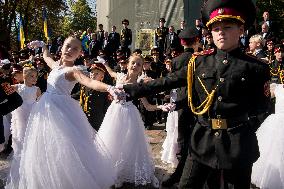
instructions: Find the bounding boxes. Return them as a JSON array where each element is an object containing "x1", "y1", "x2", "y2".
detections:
[{"x1": 0, "y1": 122, "x2": 178, "y2": 189}]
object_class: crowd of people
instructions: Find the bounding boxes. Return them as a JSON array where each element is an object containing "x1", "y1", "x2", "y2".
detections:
[{"x1": 0, "y1": 0, "x2": 284, "y2": 188}]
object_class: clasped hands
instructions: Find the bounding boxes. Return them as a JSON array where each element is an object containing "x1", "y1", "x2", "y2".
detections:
[
  {"x1": 27, "y1": 40, "x2": 46, "y2": 49},
  {"x1": 158, "y1": 103, "x2": 176, "y2": 112},
  {"x1": 107, "y1": 85, "x2": 127, "y2": 102}
]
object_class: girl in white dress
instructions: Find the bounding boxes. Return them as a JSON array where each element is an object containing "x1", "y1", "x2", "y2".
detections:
[
  {"x1": 5, "y1": 37, "x2": 118, "y2": 189},
  {"x1": 98, "y1": 54, "x2": 159, "y2": 188},
  {"x1": 160, "y1": 89, "x2": 179, "y2": 168},
  {"x1": 251, "y1": 83, "x2": 284, "y2": 189},
  {"x1": 159, "y1": 59, "x2": 179, "y2": 168},
  {"x1": 7, "y1": 66, "x2": 41, "y2": 188},
  {"x1": 11, "y1": 66, "x2": 41, "y2": 156}
]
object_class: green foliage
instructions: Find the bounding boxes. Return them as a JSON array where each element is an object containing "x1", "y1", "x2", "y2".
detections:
[
  {"x1": 60, "y1": 0, "x2": 97, "y2": 36},
  {"x1": 0, "y1": 0, "x2": 68, "y2": 50}
]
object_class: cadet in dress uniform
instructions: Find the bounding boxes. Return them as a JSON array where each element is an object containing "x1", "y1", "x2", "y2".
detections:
[
  {"x1": 120, "y1": 19, "x2": 132, "y2": 58},
  {"x1": 162, "y1": 27, "x2": 202, "y2": 187},
  {"x1": 270, "y1": 45, "x2": 284, "y2": 84},
  {"x1": 155, "y1": 18, "x2": 169, "y2": 55},
  {"x1": 269, "y1": 45, "x2": 283, "y2": 114},
  {"x1": 121, "y1": 0, "x2": 270, "y2": 188},
  {"x1": 35, "y1": 57, "x2": 48, "y2": 92},
  {"x1": 265, "y1": 39, "x2": 275, "y2": 63},
  {"x1": 79, "y1": 63, "x2": 110, "y2": 131}
]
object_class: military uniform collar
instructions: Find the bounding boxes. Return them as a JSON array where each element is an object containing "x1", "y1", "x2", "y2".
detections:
[
  {"x1": 184, "y1": 48, "x2": 194, "y2": 53},
  {"x1": 216, "y1": 48, "x2": 242, "y2": 62}
]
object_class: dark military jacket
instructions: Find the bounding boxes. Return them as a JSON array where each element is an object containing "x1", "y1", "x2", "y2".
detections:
[
  {"x1": 172, "y1": 48, "x2": 195, "y2": 152},
  {"x1": 80, "y1": 86, "x2": 110, "y2": 131},
  {"x1": 155, "y1": 27, "x2": 169, "y2": 41},
  {"x1": 0, "y1": 79, "x2": 23, "y2": 143},
  {"x1": 270, "y1": 59, "x2": 284, "y2": 84},
  {"x1": 265, "y1": 50, "x2": 274, "y2": 63},
  {"x1": 124, "y1": 48, "x2": 270, "y2": 169},
  {"x1": 155, "y1": 27, "x2": 168, "y2": 52},
  {"x1": 36, "y1": 69, "x2": 48, "y2": 92},
  {"x1": 120, "y1": 28, "x2": 132, "y2": 47}
]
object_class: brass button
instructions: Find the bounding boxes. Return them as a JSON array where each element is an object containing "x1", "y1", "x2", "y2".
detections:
[
  {"x1": 220, "y1": 78, "x2": 225, "y2": 82},
  {"x1": 218, "y1": 96, "x2": 222, "y2": 101},
  {"x1": 214, "y1": 132, "x2": 220, "y2": 137},
  {"x1": 223, "y1": 59, "x2": 228, "y2": 64}
]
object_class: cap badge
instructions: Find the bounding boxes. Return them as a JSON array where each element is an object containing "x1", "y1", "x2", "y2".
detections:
[{"x1": 218, "y1": 8, "x2": 224, "y2": 14}]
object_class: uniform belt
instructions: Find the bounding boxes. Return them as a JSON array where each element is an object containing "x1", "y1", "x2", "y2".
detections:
[{"x1": 199, "y1": 114, "x2": 249, "y2": 130}]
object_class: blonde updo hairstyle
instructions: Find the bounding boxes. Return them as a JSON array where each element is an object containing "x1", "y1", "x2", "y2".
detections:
[{"x1": 23, "y1": 65, "x2": 38, "y2": 78}]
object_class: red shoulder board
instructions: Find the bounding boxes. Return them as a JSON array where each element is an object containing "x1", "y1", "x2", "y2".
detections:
[{"x1": 203, "y1": 48, "x2": 215, "y2": 55}]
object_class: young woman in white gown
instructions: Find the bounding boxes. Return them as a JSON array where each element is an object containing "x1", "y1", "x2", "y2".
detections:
[
  {"x1": 7, "y1": 66, "x2": 41, "y2": 188},
  {"x1": 5, "y1": 37, "x2": 118, "y2": 189},
  {"x1": 97, "y1": 54, "x2": 159, "y2": 188},
  {"x1": 251, "y1": 83, "x2": 284, "y2": 189}
]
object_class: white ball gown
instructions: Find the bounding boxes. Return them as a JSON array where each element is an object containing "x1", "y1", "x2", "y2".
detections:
[
  {"x1": 160, "y1": 89, "x2": 179, "y2": 168},
  {"x1": 98, "y1": 73, "x2": 159, "y2": 187},
  {"x1": 5, "y1": 65, "x2": 116, "y2": 189},
  {"x1": 251, "y1": 84, "x2": 284, "y2": 189},
  {"x1": 7, "y1": 84, "x2": 38, "y2": 188}
]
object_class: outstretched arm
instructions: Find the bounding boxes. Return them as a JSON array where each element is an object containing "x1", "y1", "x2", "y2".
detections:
[
  {"x1": 123, "y1": 66, "x2": 188, "y2": 100},
  {"x1": 104, "y1": 62, "x2": 117, "y2": 79},
  {"x1": 96, "y1": 56, "x2": 117, "y2": 79},
  {"x1": 28, "y1": 41, "x2": 57, "y2": 69},
  {"x1": 71, "y1": 69, "x2": 109, "y2": 92},
  {"x1": 42, "y1": 45, "x2": 58, "y2": 69}
]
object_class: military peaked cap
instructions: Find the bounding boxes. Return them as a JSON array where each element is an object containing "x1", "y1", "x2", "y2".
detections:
[
  {"x1": 201, "y1": 0, "x2": 256, "y2": 29},
  {"x1": 178, "y1": 27, "x2": 200, "y2": 39}
]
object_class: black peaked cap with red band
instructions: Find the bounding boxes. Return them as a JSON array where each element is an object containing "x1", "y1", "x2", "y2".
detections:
[{"x1": 201, "y1": 0, "x2": 256, "y2": 29}]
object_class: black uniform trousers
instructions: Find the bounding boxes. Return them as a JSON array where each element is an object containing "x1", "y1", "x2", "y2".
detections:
[{"x1": 179, "y1": 158, "x2": 252, "y2": 189}]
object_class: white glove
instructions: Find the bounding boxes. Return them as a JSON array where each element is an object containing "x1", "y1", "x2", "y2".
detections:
[
  {"x1": 158, "y1": 103, "x2": 176, "y2": 112},
  {"x1": 96, "y1": 56, "x2": 106, "y2": 65},
  {"x1": 28, "y1": 40, "x2": 45, "y2": 49},
  {"x1": 107, "y1": 85, "x2": 126, "y2": 102}
]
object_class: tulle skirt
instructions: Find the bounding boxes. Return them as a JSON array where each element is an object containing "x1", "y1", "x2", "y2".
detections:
[
  {"x1": 98, "y1": 101, "x2": 159, "y2": 187},
  {"x1": 161, "y1": 111, "x2": 179, "y2": 168},
  {"x1": 6, "y1": 92, "x2": 116, "y2": 189},
  {"x1": 11, "y1": 103, "x2": 33, "y2": 157},
  {"x1": 251, "y1": 113, "x2": 284, "y2": 189}
]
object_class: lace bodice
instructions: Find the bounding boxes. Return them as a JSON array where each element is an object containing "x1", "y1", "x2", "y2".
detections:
[
  {"x1": 46, "y1": 66, "x2": 77, "y2": 95},
  {"x1": 16, "y1": 84, "x2": 38, "y2": 104},
  {"x1": 275, "y1": 84, "x2": 284, "y2": 114},
  {"x1": 116, "y1": 73, "x2": 133, "y2": 105}
]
